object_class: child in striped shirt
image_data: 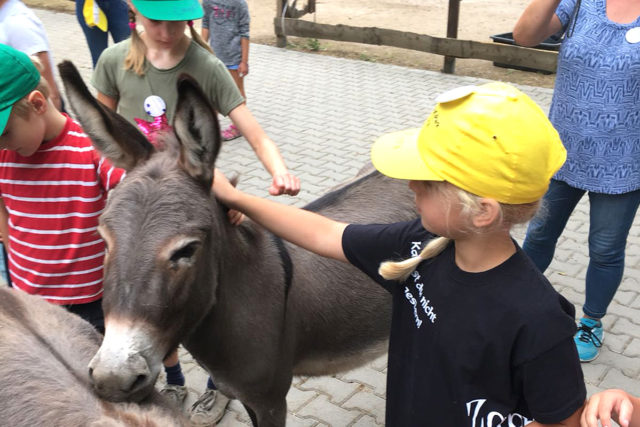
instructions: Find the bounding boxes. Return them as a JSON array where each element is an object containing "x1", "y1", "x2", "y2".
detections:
[{"x1": 0, "y1": 43, "x2": 124, "y2": 333}]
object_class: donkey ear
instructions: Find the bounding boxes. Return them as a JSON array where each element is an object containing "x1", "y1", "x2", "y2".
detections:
[
  {"x1": 173, "y1": 74, "x2": 222, "y2": 188},
  {"x1": 58, "y1": 61, "x2": 154, "y2": 171}
]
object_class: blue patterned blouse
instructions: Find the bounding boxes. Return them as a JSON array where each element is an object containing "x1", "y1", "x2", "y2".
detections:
[{"x1": 550, "y1": 0, "x2": 640, "y2": 194}]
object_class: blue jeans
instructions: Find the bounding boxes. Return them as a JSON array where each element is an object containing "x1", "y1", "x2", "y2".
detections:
[
  {"x1": 75, "y1": 0, "x2": 130, "y2": 67},
  {"x1": 523, "y1": 179, "x2": 640, "y2": 319}
]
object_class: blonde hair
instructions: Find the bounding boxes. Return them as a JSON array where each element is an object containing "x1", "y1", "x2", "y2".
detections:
[
  {"x1": 124, "y1": 8, "x2": 214, "y2": 76},
  {"x1": 378, "y1": 181, "x2": 540, "y2": 281},
  {"x1": 11, "y1": 56, "x2": 50, "y2": 119}
]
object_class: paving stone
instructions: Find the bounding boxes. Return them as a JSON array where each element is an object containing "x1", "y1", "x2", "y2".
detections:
[
  {"x1": 351, "y1": 415, "x2": 383, "y2": 427},
  {"x1": 284, "y1": 415, "x2": 319, "y2": 427},
  {"x1": 604, "y1": 332, "x2": 631, "y2": 355},
  {"x1": 297, "y1": 395, "x2": 361, "y2": 427},
  {"x1": 338, "y1": 366, "x2": 387, "y2": 397},
  {"x1": 600, "y1": 369, "x2": 640, "y2": 395},
  {"x1": 613, "y1": 289, "x2": 639, "y2": 307},
  {"x1": 342, "y1": 389, "x2": 387, "y2": 424},
  {"x1": 612, "y1": 317, "x2": 640, "y2": 339},
  {"x1": 581, "y1": 362, "x2": 610, "y2": 385},
  {"x1": 623, "y1": 338, "x2": 640, "y2": 358},
  {"x1": 288, "y1": 386, "x2": 321, "y2": 412},
  {"x1": 298, "y1": 376, "x2": 362, "y2": 404}
]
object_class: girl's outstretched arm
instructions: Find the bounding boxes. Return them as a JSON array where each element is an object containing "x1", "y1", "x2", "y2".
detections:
[
  {"x1": 581, "y1": 390, "x2": 640, "y2": 427},
  {"x1": 213, "y1": 169, "x2": 347, "y2": 262},
  {"x1": 228, "y1": 104, "x2": 300, "y2": 196},
  {"x1": 513, "y1": 0, "x2": 563, "y2": 46}
]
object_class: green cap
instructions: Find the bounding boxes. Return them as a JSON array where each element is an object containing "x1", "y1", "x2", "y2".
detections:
[
  {"x1": 0, "y1": 44, "x2": 40, "y2": 134},
  {"x1": 131, "y1": 0, "x2": 203, "y2": 21}
]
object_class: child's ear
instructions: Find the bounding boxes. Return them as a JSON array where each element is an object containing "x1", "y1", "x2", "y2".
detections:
[
  {"x1": 472, "y1": 198, "x2": 502, "y2": 229},
  {"x1": 26, "y1": 90, "x2": 48, "y2": 115}
]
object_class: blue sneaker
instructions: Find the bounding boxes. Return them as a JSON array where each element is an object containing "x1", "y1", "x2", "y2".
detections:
[{"x1": 574, "y1": 317, "x2": 603, "y2": 362}]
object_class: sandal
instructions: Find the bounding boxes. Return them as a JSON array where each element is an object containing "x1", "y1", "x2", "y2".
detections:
[{"x1": 221, "y1": 124, "x2": 241, "y2": 141}]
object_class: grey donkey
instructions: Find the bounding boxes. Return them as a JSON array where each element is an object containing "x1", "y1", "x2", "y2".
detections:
[
  {"x1": 0, "y1": 287, "x2": 187, "y2": 426},
  {"x1": 57, "y1": 61, "x2": 417, "y2": 427}
]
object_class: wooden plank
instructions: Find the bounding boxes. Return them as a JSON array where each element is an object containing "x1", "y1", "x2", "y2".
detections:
[{"x1": 274, "y1": 18, "x2": 558, "y2": 73}]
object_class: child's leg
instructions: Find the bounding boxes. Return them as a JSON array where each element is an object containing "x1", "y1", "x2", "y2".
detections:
[
  {"x1": 163, "y1": 349, "x2": 185, "y2": 386},
  {"x1": 220, "y1": 67, "x2": 246, "y2": 141},
  {"x1": 75, "y1": 0, "x2": 109, "y2": 68},
  {"x1": 95, "y1": 0, "x2": 130, "y2": 44}
]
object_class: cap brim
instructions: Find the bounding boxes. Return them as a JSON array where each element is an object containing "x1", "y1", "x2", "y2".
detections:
[
  {"x1": 0, "y1": 105, "x2": 12, "y2": 135},
  {"x1": 371, "y1": 128, "x2": 443, "y2": 181},
  {"x1": 132, "y1": 0, "x2": 203, "y2": 20}
]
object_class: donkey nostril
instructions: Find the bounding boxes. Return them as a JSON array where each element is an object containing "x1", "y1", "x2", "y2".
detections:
[{"x1": 88, "y1": 367, "x2": 94, "y2": 381}]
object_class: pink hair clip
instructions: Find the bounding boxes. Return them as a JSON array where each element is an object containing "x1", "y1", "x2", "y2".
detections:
[
  {"x1": 128, "y1": 22, "x2": 136, "y2": 30},
  {"x1": 187, "y1": 20, "x2": 194, "y2": 27}
]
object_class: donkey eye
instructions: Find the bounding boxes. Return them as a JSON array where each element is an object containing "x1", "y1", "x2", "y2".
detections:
[{"x1": 169, "y1": 241, "x2": 200, "y2": 264}]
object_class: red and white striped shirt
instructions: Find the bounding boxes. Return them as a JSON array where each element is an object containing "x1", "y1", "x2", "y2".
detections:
[{"x1": 0, "y1": 115, "x2": 125, "y2": 304}]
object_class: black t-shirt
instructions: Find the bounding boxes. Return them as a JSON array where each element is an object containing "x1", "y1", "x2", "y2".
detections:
[{"x1": 342, "y1": 219, "x2": 586, "y2": 426}]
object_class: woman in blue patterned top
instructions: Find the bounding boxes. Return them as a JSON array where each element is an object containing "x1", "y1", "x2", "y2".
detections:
[{"x1": 514, "y1": 0, "x2": 640, "y2": 363}]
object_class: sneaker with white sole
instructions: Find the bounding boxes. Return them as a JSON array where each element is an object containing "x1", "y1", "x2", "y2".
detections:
[
  {"x1": 189, "y1": 389, "x2": 230, "y2": 426},
  {"x1": 574, "y1": 317, "x2": 603, "y2": 362},
  {"x1": 159, "y1": 383, "x2": 188, "y2": 409}
]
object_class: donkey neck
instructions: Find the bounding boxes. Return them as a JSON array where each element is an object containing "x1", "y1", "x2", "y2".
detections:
[{"x1": 184, "y1": 216, "x2": 291, "y2": 370}]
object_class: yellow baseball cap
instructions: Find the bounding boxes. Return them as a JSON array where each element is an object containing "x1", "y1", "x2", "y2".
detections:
[{"x1": 371, "y1": 82, "x2": 566, "y2": 204}]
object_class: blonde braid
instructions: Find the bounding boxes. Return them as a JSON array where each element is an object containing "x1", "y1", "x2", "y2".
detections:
[
  {"x1": 379, "y1": 236, "x2": 451, "y2": 281},
  {"x1": 124, "y1": 9, "x2": 147, "y2": 76}
]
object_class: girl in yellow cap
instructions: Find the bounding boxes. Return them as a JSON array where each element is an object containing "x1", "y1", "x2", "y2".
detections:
[{"x1": 212, "y1": 82, "x2": 586, "y2": 426}]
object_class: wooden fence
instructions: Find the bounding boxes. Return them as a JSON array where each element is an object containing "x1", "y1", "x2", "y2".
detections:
[{"x1": 274, "y1": 1, "x2": 558, "y2": 74}]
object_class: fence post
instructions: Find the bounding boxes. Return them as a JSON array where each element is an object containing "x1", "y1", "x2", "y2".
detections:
[
  {"x1": 443, "y1": 0, "x2": 460, "y2": 74},
  {"x1": 276, "y1": 0, "x2": 287, "y2": 47}
]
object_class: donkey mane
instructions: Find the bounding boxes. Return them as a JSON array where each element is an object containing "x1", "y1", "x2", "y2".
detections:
[{"x1": 303, "y1": 171, "x2": 376, "y2": 213}]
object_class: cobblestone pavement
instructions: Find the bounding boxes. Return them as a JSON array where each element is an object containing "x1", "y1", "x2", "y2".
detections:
[{"x1": 32, "y1": 7, "x2": 640, "y2": 426}]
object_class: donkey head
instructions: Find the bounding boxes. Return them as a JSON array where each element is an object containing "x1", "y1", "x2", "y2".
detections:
[{"x1": 58, "y1": 62, "x2": 224, "y2": 402}]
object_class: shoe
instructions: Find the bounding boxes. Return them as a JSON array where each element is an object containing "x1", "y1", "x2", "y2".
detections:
[
  {"x1": 159, "y1": 383, "x2": 188, "y2": 408},
  {"x1": 574, "y1": 317, "x2": 604, "y2": 362},
  {"x1": 189, "y1": 389, "x2": 230, "y2": 426},
  {"x1": 221, "y1": 124, "x2": 241, "y2": 141}
]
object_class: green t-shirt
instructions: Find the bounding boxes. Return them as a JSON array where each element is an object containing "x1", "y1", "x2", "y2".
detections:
[{"x1": 91, "y1": 39, "x2": 244, "y2": 125}]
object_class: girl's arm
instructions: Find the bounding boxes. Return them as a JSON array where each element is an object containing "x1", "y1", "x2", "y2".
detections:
[
  {"x1": 238, "y1": 37, "x2": 249, "y2": 77},
  {"x1": 213, "y1": 169, "x2": 347, "y2": 261},
  {"x1": 97, "y1": 92, "x2": 118, "y2": 110},
  {"x1": 201, "y1": 28, "x2": 210, "y2": 48},
  {"x1": 581, "y1": 390, "x2": 640, "y2": 427},
  {"x1": 227, "y1": 103, "x2": 300, "y2": 196},
  {"x1": 513, "y1": 0, "x2": 564, "y2": 46}
]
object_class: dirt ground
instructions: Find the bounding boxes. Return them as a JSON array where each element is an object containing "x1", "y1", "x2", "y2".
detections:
[{"x1": 25, "y1": 0, "x2": 555, "y2": 88}]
